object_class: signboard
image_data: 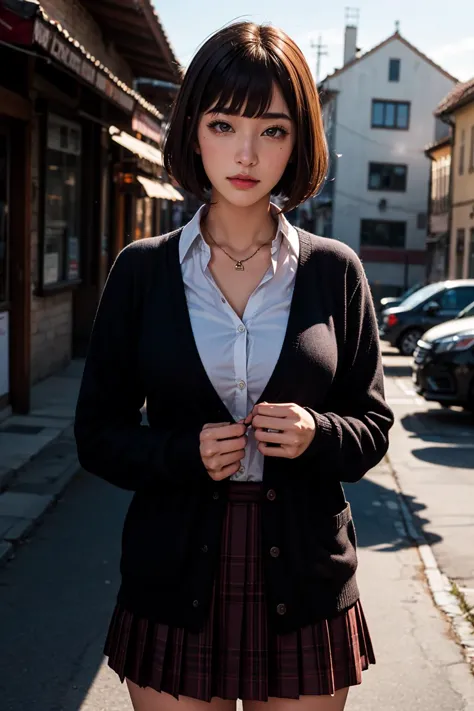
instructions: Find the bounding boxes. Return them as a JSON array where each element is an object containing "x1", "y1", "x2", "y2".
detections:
[{"x1": 33, "y1": 19, "x2": 135, "y2": 113}]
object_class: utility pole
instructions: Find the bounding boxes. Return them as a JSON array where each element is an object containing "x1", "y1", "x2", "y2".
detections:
[{"x1": 310, "y1": 36, "x2": 328, "y2": 84}]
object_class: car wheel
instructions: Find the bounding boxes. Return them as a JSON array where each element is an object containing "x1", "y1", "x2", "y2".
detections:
[{"x1": 398, "y1": 328, "x2": 423, "y2": 356}]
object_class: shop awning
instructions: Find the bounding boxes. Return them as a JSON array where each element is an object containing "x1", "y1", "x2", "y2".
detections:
[
  {"x1": 137, "y1": 175, "x2": 184, "y2": 201},
  {"x1": 111, "y1": 128, "x2": 163, "y2": 166}
]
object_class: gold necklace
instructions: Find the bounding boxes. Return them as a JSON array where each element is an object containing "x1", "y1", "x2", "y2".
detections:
[{"x1": 204, "y1": 225, "x2": 276, "y2": 271}]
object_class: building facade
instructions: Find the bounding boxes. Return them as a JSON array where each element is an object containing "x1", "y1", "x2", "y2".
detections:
[
  {"x1": 0, "y1": 0, "x2": 181, "y2": 415},
  {"x1": 425, "y1": 135, "x2": 451, "y2": 283},
  {"x1": 316, "y1": 25, "x2": 457, "y2": 301},
  {"x1": 435, "y1": 78, "x2": 474, "y2": 281}
]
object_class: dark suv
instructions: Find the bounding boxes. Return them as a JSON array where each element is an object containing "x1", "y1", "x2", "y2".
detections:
[{"x1": 379, "y1": 280, "x2": 474, "y2": 356}]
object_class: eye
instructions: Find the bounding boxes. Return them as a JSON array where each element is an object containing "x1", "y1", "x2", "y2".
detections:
[
  {"x1": 263, "y1": 125, "x2": 289, "y2": 139},
  {"x1": 207, "y1": 120, "x2": 233, "y2": 134}
]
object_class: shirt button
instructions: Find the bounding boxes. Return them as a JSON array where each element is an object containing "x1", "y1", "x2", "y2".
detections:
[
  {"x1": 266, "y1": 489, "x2": 276, "y2": 501},
  {"x1": 213, "y1": 491, "x2": 220, "y2": 500},
  {"x1": 238, "y1": 380, "x2": 246, "y2": 390},
  {"x1": 237, "y1": 324, "x2": 245, "y2": 333},
  {"x1": 277, "y1": 603, "x2": 287, "y2": 616},
  {"x1": 239, "y1": 465, "x2": 245, "y2": 474},
  {"x1": 221, "y1": 297, "x2": 226, "y2": 303},
  {"x1": 193, "y1": 599, "x2": 200, "y2": 608},
  {"x1": 270, "y1": 546, "x2": 280, "y2": 558}
]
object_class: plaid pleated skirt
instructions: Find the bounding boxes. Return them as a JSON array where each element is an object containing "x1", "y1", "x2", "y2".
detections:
[{"x1": 104, "y1": 482, "x2": 375, "y2": 701}]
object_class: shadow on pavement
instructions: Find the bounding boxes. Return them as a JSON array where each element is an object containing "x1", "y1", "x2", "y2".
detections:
[{"x1": 345, "y1": 475, "x2": 441, "y2": 553}]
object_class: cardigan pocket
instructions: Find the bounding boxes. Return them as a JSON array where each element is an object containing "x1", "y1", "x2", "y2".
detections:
[{"x1": 303, "y1": 502, "x2": 358, "y2": 586}]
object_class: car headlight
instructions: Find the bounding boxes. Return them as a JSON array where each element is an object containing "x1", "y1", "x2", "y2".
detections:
[{"x1": 434, "y1": 332, "x2": 474, "y2": 353}]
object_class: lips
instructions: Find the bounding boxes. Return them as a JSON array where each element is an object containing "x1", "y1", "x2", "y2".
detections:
[{"x1": 227, "y1": 174, "x2": 260, "y2": 190}]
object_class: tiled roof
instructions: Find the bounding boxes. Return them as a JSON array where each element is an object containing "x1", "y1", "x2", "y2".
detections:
[
  {"x1": 435, "y1": 76, "x2": 474, "y2": 116},
  {"x1": 319, "y1": 31, "x2": 457, "y2": 86}
]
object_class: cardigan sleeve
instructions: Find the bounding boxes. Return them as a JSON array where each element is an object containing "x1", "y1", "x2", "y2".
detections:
[
  {"x1": 74, "y1": 245, "x2": 208, "y2": 491},
  {"x1": 303, "y1": 253, "x2": 394, "y2": 483}
]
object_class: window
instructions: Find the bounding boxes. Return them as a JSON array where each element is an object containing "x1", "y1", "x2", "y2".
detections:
[
  {"x1": 431, "y1": 155, "x2": 451, "y2": 214},
  {"x1": 469, "y1": 228, "x2": 474, "y2": 278},
  {"x1": 360, "y1": 219, "x2": 406, "y2": 248},
  {"x1": 368, "y1": 162, "x2": 407, "y2": 191},
  {"x1": 372, "y1": 100, "x2": 410, "y2": 129},
  {"x1": 459, "y1": 130, "x2": 465, "y2": 175},
  {"x1": 389, "y1": 58, "x2": 400, "y2": 82},
  {"x1": 0, "y1": 130, "x2": 9, "y2": 306},
  {"x1": 469, "y1": 126, "x2": 474, "y2": 172},
  {"x1": 456, "y1": 228, "x2": 465, "y2": 278},
  {"x1": 440, "y1": 286, "x2": 474, "y2": 311},
  {"x1": 42, "y1": 115, "x2": 81, "y2": 288}
]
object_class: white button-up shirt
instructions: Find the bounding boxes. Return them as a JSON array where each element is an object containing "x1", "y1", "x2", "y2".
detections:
[{"x1": 179, "y1": 204, "x2": 299, "y2": 482}]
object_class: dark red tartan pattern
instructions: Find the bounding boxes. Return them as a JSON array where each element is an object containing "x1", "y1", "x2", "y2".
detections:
[{"x1": 104, "y1": 482, "x2": 375, "y2": 701}]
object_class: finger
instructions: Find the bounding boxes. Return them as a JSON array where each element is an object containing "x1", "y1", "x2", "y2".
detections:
[
  {"x1": 208, "y1": 460, "x2": 242, "y2": 481},
  {"x1": 201, "y1": 423, "x2": 246, "y2": 441},
  {"x1": 254, "y1": 429, "x2": 295, "y2": 445},
  {"x1": 217, "y1": 435, "x2": 247, "y2": 454},
  {"x1": 218, "y1": 449, "x2": 245, "y2": 467},
  {"x1": 202, "y1": 422, "x2": 230, "y2": 431},
  {"x1": 257, "y1": 443, "x2": 296, "y2": 459},
  {"x1": 252, "y1": 403, "x2": 295, "y2": 418},
  {"x1": 252, "y1": 415, "x2": 290, "y2": 431}
]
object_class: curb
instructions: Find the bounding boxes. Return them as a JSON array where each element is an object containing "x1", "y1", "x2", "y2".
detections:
[{"x1": 385, "y1": 453, "x2": 474, "y2": 672}]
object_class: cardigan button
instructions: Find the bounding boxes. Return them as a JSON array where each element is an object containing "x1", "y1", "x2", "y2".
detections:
[
  {"x1": 266, "y1": 489, "x2": 276, "y2": 501},
  {"x1": 192, "y1": 599, "x2": 200, "y2": 608},
  {"x1": 213, "y1": 491, "x2": 220, "y2": 500},
  {"x1": 276, "y1": 603, "x2": 287, "y2": 616},
  {"x1": 270, "y1": 546, "x2": 280, "y2": 558},
  {"x1": 201, "y1": 544, "x2": 208, "y2": 553}
]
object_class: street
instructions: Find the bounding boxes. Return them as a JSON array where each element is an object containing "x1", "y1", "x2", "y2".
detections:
[{"x1": 0, "y1": 351, "x2": 474, "y2": 710}]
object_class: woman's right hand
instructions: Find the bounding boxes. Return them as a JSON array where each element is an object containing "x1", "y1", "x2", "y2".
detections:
[{"x1": 199, "y1": 422, "x2": 247, "y2": 481}]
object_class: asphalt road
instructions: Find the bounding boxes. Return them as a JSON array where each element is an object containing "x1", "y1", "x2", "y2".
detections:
[{"x1": 0, "y1": 354, "x2": 473, "y2": 710}]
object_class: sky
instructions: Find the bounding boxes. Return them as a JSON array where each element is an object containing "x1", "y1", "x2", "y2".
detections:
[{"x1": 155, "y1": 0, "x2": 473, "y2": 83}]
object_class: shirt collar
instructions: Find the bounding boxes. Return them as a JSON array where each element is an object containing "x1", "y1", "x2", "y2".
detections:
[{"x1": 178, "y1": 202, "x2": 299, "y2": 264}]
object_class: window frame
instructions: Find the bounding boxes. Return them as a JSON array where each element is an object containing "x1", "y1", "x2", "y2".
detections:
[
  {"x1": 37, "y1": 112, "x2": 83, "y2": 296},
  {"x1": 367, "y1": 162, "x2": 408, "y2": 192},
  {"x1": 459, "y1": 129, "x2": 465, "y2": 176},
  {"x1": 360, "y1": 218, "x2": 407, "y2": 249},
  {"x1": 371, "y1": 99, "x2": 411, "y2": 130},
  {"x1": 388, "y1": 58, "x2": 400, "y2": 82}
]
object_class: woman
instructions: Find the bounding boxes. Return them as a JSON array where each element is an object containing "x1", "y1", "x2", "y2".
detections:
[{"x1": 74, "y1": 21, "x2": 394, "y2": 711}]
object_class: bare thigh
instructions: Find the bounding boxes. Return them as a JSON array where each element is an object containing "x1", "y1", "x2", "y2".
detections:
[
  {"x1": 243, "y1": 688, "x2": 349, "y2": 711},
  {"x1": 126, "y1": 678, "x2": 237, "y2": 711}
]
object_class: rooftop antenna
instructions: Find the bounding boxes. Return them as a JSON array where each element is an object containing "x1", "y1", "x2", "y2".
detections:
[{"x1": 311, "y1": 36, "x2": 328, "y2": 84}]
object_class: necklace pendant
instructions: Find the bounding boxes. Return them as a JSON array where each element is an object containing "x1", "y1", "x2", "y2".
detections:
[{"x1": 235, "y1": 261, "x2": 244, "y2": 271}]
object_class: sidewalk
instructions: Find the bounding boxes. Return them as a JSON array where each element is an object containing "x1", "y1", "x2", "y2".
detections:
[{"x1": 0, "y1": 360, "x2": 84, "y2": 566}]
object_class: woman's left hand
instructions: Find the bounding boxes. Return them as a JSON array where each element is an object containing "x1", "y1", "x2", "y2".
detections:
[{"x1": 251, "y1": 402, "x2": 316, "y2": 459}]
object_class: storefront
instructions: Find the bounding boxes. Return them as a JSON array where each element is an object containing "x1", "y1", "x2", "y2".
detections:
[{"x1": 0, "y1": 0, "x2": 175, "y2": 411}]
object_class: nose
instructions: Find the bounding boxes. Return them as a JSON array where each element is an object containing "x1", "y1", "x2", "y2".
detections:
[{"x1": 235, "y1": 133, "x2": 258, "y2": 168}]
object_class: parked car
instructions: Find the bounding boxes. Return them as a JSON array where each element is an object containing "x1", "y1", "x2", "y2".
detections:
[
  {"x1": 379, "y1": 280, "x2": 474, "y2": 356},
  {"x1": 412, "y1": 303, "x2": 474, "y2": 412},
  {"x1": 378, "y1": 282, "x2": 424, "y2": 312}
]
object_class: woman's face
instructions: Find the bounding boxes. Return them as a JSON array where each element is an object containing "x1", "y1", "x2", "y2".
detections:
[{"x1": 196, "y1": 84, "x2": 295, "y2": 208}]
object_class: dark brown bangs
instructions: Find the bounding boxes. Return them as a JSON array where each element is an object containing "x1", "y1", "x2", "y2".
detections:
[{"x1": 202, "y1": 50, "x2": 279, "y2": 119}]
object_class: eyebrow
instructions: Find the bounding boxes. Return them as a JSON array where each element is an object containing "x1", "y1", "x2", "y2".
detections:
[{"x1": 208, "y1": 108, "x2": 292, "y2": 121}]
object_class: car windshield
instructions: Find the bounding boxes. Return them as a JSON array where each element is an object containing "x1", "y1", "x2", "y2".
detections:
[
  {"x1": 456, "y1": 301, "x2": 474, "y2": 319},
  {"x1": 399, "y1": 283, "x2": 443, "y2": 309},
  {"x1": 400, "y1": 282, "x2": 422, "y2": 301}
]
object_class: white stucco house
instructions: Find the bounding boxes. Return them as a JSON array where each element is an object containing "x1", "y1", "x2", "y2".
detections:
[{"x1": 314, "y1": 26, "x2": 457, "y2": 298}]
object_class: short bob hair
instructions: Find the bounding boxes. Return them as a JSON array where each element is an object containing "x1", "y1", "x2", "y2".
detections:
[{"x1": 164, "y1": 22, "x2": 328, "y2": 212}]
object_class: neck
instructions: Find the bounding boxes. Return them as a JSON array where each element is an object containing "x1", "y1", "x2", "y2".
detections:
[{"x1": 202, "y1": 192, "x2": 277, "y2": 254}]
